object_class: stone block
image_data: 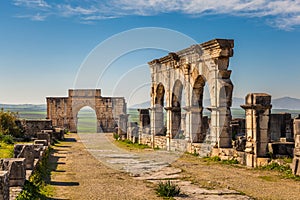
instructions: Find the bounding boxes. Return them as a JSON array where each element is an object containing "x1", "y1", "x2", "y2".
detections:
[
  {"x1": 52, "y1": 130, "x2": 65, "y2": 141},
  {"x1": 14, "y1": 144, "x2": 35, "y2": 170},
  {"x1": 0, "y1": 171, "x2": 9, "y2": 200},
  {"x1": 256, "y1": 157, "x2": 270, "y2": 167},
  {"x1": 245, "y1": 93, "x2": 271, "y2": 106},
  {"x1": 34, "y1": 139, "x2": 48, "y2": 147},
  {"x1": 37, "y1": 133, "x2": 50, "y2": 145},
  {"x1": 1, "y1": 158, "x2": 26, "y2": 187}
]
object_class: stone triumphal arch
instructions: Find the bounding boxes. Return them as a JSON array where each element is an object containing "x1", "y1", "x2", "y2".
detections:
[
  {"x1": 47, "y1": 89, "x2": 126, "y2": 133},
  {"x1": 149, "y1": 39, "x2": 234, "y2": 149}
]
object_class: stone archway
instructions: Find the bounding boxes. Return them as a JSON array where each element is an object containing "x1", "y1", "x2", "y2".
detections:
[
  {"x1": 149, "y1": 39, "x2": 234, "y2": 149},
  {"x1": 47, "y1": 89, "x2": 127, "y2": 133}
]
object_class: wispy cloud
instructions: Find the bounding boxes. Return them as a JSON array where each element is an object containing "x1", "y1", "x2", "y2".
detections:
[
  {"x1": 11, "y1": 0, "x2": 300, "y2": 30},
  {"x1": 13, "y1": 0, "x2": 51, "y2": 8},
  {"x1": 15, "y1": 13, "x2": 48, "y2": 21}
]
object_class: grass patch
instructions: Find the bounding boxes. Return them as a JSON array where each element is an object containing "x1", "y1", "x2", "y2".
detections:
[
  {"x1": 258, "y1": 175, "x2": 278, "y2": 182},
  {"x1": 116, "y1": 139, "x2": 150, "y2": 150},
  {"x1": 0, "y1": 141, "x2": 14, "y2": 158},
  {"x1": 203, "y1": 156, "x2": 239, "y2": 165},
  {"x1": 185, "y1": 150, "x2": 199, "y2": 157},
  {"x1": 155, "y1": 180, "x2": 180, "y2": 199},
  {"x1": 259, "y1": 162, "x2": 300, "y2": 181}
]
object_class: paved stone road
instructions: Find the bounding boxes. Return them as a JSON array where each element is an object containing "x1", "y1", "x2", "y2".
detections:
[{"x1": 78, "y1": 133, "x2": 252, "y2": 200}]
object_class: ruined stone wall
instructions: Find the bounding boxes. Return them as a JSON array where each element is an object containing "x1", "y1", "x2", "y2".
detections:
[
  {"x1": 154, "y1": 136, "x2": 167, "y2": 149},
  {"x1": 270, "y1": 113, "x2": 293, "y2": 142},
  {"x1": 17, "y1": 119, "x2": 52, "y2": 139}
]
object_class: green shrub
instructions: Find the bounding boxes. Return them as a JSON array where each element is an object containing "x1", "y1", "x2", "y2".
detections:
[
  {"x1": 0, "y1": 109, "x2": 21, "y2": 137},
  {"x1": 260, "y1": 162, "x2": 300, "y2": 181},
  {"x1": 113, "y1": 133, "x2": 120, "y2": 140},
  {"x1": 1, "y1": 134, "x2": 15, "y2": 144},
  {"x1": 155, "y1": 180, "x2": 180, "y2": 198},
  {"x1": 221, "y1": 159, "x2": 239, "y2": 164}
]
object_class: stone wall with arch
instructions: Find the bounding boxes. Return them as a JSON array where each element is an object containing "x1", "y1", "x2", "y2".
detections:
[
  {"x1": 47, "y1": 89, "x2": 126, "y2": 133},
  {"x1": 148, "y1": 39, "x2": 234, "y2": 150}
]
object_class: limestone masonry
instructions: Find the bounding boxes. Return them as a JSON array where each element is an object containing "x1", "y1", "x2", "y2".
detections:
[{"x1": 46, "y1": 89, "x2": 127, "y2": 133}]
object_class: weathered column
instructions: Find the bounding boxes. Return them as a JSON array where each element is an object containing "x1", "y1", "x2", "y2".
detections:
[
  {"x1": 292, "y1": 117, "x2": 300, "y2": 176},
  {"x1": 165, "y1": 107, "x2": 172, "y2": 151},
  {"x1": 241, "y1": 93, "x2": 272, "y2": 167},
  {"x1": 118, "y1": 114, "x2": 128, "y2": 139},
  {"x1": 184, "y1": 106, "x2": 203, "y2": 143},
  {"x1": 150, "y1": 105, "x2": 164, "y2": 136}
]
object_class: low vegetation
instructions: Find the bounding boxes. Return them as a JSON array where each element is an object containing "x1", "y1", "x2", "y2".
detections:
[
  {"x1": 203, "y1": 156, "x2": 239, "y2": 164},
  {"x1": 0, "y1": 109, "x2": 20, "y2": 158},
  {"x1": 155, "y1": 180, "x2": 181, "y2": 199},
  {"x1": 17, "y1": 148, "x2": 54, "y2": 200},
  {"x1": 259, "y1": 162, "x2": 300, "y2": 181},
  {"x1": 115, "y1": 138, "x2": 150, "y2": 150}
]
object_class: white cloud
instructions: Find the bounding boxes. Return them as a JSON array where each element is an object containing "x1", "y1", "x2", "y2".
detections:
[
  {"x1": 16, "y1": 13, "x2": 48, "y2": 21},
  {"x1": 13, "y1": 0, "x2": 51, "y2": 8},
  {"x1": 11, "y1": 0, "x2": 300, "y2": 30}
]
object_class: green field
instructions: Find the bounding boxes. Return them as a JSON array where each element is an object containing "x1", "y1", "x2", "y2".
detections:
[{"x1": 2, "y1": 105, "x2": 300, "y2": 132}]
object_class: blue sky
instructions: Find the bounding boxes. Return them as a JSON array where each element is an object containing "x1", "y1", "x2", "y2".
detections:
[{"x1": 0, "y1": 0, "x2": 300, "y2": 105}]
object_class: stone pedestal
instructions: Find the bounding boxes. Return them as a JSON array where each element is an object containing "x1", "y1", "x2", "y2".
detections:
[{"x1": 241, "y1": 93, "x2": 272, "y2": 167}]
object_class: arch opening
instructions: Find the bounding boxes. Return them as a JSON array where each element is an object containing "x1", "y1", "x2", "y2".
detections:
[
  {"x1": 191, "y1": 75, "x2": 210, "y2": 143},
  {"x1": 172, "y1": 80, "x2": 183, "y2": 139},
  {"x1": 154, "y1": 83, "x2": 166, "y2": 136},
  {"x1": 76, "y1": 106, "x2": 97, "y2": 133}
]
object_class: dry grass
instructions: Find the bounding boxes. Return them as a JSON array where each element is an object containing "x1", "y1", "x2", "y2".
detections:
[{"x1": 172, "y1": 154, "x2": 300, "y2": 200}]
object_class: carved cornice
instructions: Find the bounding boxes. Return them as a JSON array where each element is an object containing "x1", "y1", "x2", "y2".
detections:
[{"x1": 148, "y1": 39, "x2": 234, "y2": 67}]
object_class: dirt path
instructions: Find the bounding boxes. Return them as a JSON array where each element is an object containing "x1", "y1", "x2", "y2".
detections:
[
  {"x1": 49, "y1": 133, "x2": 161, "y2": 200},
  {"x1": 49, "y1": 133, "x2": 299, "y2": 200}
]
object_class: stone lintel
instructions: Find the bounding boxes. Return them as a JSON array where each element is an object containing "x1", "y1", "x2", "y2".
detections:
[
  {"x1": 206, "y1": 106, "x2": 229, "y2": 112},
  {"x1": 164, "y1": 106, "x2": 173, "y2": 111},
  {"x1": 182, "y1": 106, "x2": 203, "y2": 112},
  {"x1": 241, "y1": 104, "x2": 272, "y2": 111}
]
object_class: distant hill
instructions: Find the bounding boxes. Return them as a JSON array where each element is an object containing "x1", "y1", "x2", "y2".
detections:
[
  {"x1": 0, "y1": 104, "x2": 46, "y2": 112},
  {"x1": 272, "y1": 97, "x2": 300, "y2": 110},
  {"x1": 130, "y1": 97, "x2": 300, "y2": 110}
]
